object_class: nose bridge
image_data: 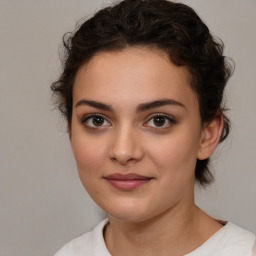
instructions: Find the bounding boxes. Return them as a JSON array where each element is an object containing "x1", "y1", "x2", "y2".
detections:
[{"x1": 109, "y1": 122, "x2": 143, "y2": 164}]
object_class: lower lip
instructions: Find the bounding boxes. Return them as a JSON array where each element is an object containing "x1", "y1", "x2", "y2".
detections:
[{"x1": 106, "y1": 179, "x2": 152, "y2": 190}]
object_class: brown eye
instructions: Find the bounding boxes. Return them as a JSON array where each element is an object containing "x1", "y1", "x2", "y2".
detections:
[
  {"x1": 92, "y1": 116, "x2": 104, "y2": 126},
  {"x1": 82, "y1": 114, "x2": 111, "y2": 128},
  {"x1": 153, "y1": 116, "x2": 166, "y2": 127},
  {"x1": 145, "y1": 114, "x2": 176, "y2": 129}
]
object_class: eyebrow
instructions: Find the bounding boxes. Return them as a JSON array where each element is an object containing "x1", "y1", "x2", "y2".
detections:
[
  {"x1": 75, "y1": 99, "x2": 113, "y2": 111},
  {"x1": 136, "y1": 99, "x2": 185, "y2": 112},
  {"x1": 75, "y1": 98, "x2": 185, "y2": 112}
]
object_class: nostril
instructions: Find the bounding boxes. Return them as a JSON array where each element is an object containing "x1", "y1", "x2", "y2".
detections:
[
  {"x1": 110, "y1": 153, "x2": 137, "y2": 165},
  {"x1": 108, "y1": 128, "x2": 144, "y2": 164},
  {"x1": 109, "y1": 147, "x2": 144, "y2": 165}
]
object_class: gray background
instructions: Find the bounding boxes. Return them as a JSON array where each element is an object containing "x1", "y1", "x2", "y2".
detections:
[{"x1": 0, "y1": 0, "x2": 255, "y2": 255}]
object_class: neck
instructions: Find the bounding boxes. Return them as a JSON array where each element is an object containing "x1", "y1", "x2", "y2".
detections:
[
  {"x1": 104, "y1": 200, "x2": 221, "y2": 256},
  {"x1": 104, "y1": 180, "x2": 223, "y2": 256}
]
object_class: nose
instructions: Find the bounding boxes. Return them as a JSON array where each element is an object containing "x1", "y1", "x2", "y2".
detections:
[{"x1": 109, "y1": 125, "x2": 144, "y2": 165}]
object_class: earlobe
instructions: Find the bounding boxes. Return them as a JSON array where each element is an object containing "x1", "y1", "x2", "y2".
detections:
[{"x1": 197, "y1": 116, "x2": 224, "y2": 160}]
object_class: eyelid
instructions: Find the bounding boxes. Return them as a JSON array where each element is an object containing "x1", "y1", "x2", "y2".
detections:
[
  {"x1": 80, "y1": 112, "x2": 176, "y2": 130},
  {"x1": 144, "y1": 113, "x2": 176, "y2": 129},
  {"x1": 81, "y1": 113, "x2": 111, "y2": 128},
  {"x1": 146, "y1": 113, "x2": 176, "y2": 122}
]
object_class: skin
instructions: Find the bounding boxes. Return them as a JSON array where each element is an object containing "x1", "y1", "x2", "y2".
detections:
[{"x1": 70, "y1": 47, "x2": 224, "y2": 255}]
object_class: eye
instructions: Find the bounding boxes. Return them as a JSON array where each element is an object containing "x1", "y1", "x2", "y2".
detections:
[
  {"x1": 145, "y1": 114, "x2": 176, "y2": 129},
  {"x1": 82, "y1": 114, "x2": 111, "y2": 128}
]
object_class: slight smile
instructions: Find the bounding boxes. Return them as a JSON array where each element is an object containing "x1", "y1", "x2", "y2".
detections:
[{"x1": 103, "y1": 173, "x2": 154, "y2": 191}]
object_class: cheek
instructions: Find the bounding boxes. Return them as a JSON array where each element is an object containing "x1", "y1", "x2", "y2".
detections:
[
  {"x1": 71, "y1": 134, "x2": 107, "y2": 176},
  {"x1": 71, "y1": 135, "x2": 108, "y2": 198},
  {"x1": 147, "y1": 129, "x2": 201, "y2": 173}
]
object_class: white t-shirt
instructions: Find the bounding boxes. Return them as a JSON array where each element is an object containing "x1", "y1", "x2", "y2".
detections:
[{"x1": 55, "y1": 219, "x2": 256, "y2": 256}]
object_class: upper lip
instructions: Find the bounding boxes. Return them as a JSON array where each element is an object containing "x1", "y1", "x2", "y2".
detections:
[{"x1": 104, "y1": 173, "x2": 152, "y2": 180}]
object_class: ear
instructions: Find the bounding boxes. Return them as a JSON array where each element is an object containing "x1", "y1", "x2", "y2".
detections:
[{"x1": 197, "y1": 115, "x2": 223, "y2": 160}]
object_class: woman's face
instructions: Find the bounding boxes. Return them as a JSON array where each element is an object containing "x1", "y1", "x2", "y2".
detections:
[{"x1": 71, "y1": 47, "x2": 203, "y2": 222}]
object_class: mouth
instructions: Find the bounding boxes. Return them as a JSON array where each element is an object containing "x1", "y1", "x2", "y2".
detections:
[{"x1": 103, "y1": 173, "x2": 153, "y2": 191}]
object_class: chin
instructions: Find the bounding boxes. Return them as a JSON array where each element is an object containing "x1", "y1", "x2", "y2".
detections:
[
  {"x1": 102, "y1": 200, "x2": 157, "y2": 223},
  {"x1": 108, "y1": 211, "x2": 151, "y2": 223}
]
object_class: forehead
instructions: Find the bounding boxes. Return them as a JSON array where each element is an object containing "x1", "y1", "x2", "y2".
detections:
[{"x1": 73, "y1": 47, "x2": 197, "y2": 109}]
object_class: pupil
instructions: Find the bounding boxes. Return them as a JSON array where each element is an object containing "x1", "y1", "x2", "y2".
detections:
[
  {"x1": 93, "y1": 116, "x2": 104, "y2": 126},
  {"x1": 154, "y1": 116, "x2": 165, "y2": 126}
]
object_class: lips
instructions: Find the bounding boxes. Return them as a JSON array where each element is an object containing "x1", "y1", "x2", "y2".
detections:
[{"x1": 104, "y1": 173, "x2": 153, "y2": 190}]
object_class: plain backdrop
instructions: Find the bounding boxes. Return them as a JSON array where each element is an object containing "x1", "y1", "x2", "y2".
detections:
[{"x1": 0, "y1": 0, "x2": 256, "y2": 255}]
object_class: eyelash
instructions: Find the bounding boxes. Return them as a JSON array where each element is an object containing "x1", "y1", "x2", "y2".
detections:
[
  {"x1": 145, "y1": 114, "x2": 176, "y2": 130},
  {"x1": 81, "y1": 113, "x2": 111, "y2": 129},
  {"x1": 81, "y1": 113, "x2": 176, "y2": 130}
]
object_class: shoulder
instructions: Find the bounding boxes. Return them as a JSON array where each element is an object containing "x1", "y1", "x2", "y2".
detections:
[
  {"x1": 54, "y1": 219, "x2": 110, "y2": 256},
  {"x1": 187, "y1": 222, "x2": 256, "y2": 256},
  {"x1": 222, "y1": 222, "x2": 256, "y2": 255},
  {"x1": 226, "y1": 222, "x2": 255, "y2": 240}
]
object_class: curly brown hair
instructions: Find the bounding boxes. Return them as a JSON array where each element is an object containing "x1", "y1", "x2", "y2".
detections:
[{"x1": 51, "y1": 0, "x2": 233, "y2": 186}]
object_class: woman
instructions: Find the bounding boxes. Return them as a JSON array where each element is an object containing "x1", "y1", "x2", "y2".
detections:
[{"x1": 52, "y1": 0, "x2": 256, "y2": 255}]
